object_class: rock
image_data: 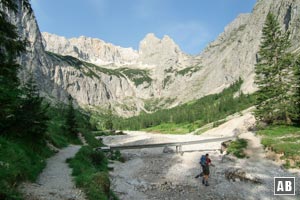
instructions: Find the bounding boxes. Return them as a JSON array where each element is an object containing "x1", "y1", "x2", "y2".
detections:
[
  {"x1": 221, "y1": 140, "x2": 232, "y2": 153},
  {"x1": 221, "y1": 155, "x2": 236, "y2": 163},
  {"x1": 163, "y1": 146, "x2": 175, "y2": 154},
  {"x1": 224, "y1": 168, "x2": 262, "y2": 184}
]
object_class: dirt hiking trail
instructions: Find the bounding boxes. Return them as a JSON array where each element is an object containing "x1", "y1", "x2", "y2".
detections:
[{"x1": 19, "y1": 145, "x2": 86, "y2": 200}]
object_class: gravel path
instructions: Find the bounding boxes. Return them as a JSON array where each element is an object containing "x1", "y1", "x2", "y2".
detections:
[
  {"x1": 105, "y1": 113, "x2": 300, "y2": 200},
  {"x1": 19, "y1": 145, "x2": 86, "y2": 200}
]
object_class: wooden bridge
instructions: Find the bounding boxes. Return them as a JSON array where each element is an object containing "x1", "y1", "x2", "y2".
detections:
[{"x1": 95, "y1": 136, "x2": 235, "y2": 154}]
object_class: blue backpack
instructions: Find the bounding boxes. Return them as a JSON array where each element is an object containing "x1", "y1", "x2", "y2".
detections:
[{"x1": 200, "y1": 155, "x2": 206, "y2": 166}]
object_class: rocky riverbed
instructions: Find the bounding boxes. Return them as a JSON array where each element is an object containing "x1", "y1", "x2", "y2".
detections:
[{"x1": 103, "y1": 113, "x2": 300, "y2": 200}]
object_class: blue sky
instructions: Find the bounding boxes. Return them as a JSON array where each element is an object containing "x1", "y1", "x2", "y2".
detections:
[{"x1": 31, "y1": 0, "x2": 257, "y2": 55}]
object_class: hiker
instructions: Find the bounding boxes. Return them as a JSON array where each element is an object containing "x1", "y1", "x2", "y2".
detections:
[
  {"x1": 202, "y1": 153, "x2": 214, "y2": 186},
  {"x1": 195, "y1": 154, "x2": 207, "y2": 178}
]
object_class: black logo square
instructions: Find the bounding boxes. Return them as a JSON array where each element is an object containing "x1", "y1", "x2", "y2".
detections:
[{"x1": 274, "y1": 177, "x2": 295, "y2": 195}]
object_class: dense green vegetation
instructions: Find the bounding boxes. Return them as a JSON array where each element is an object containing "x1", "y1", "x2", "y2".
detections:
[
  {"x1": 253, "y1": 13, "x2": 300, "y2": 167},
  {"x1": 227, "y1": 139, "x2": 248, "y2": 158},
  {"x1": 0, "y1": 1, "x2": 53, "y2": 197},
  {"x1": 113, "y1": 79, "x2": 255, "y2": 133},
  {"x1": 254, "y1": 13, "x2": 300, "y2": 125},
  {"x1": 0, "y1": 102, "x2": 86, "y2": 199},
  {"x1": 257, "y1": 125, "x2": 300, "y2": 168},
  {"x1": 0, "y1": 98, "x2": 114, "y2": 199},
  {"x1": 67, "y1": 131, "x2": 118, "y2": 200},
  {"x1": 0, "y1": 1, "x2": 113, "y2": 199},
  {"x1": 0, "y1": 138, "x2": 53, "y2": 200}
]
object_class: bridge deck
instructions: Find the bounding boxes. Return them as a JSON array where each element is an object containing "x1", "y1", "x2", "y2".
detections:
[{"x1": 96, "y1": 136, "x2": 235, "y2": 152}]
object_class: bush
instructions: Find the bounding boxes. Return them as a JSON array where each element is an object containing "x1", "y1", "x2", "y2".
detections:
[
  {"x1": 227, "y1": 139, "x2": 248, "y2": 158},
  {"x1": 90, "y1": 151, "x2": 106, "y2": 166},
  {"x1": 67, "y1": 145, "x2": 116, "y2": 200},
  {"x1": 92, "y1": 172, "x2": 110, "y2": 197}
]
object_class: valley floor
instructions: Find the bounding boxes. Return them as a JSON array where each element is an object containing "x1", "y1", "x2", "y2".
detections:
[{"x1": 104, "y1": 113, "x2": 300, "y2": 200}]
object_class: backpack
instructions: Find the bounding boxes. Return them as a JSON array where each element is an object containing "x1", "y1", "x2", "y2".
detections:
[{"x1": 200, "y1": 155, "x2": 206, "y2": 166}]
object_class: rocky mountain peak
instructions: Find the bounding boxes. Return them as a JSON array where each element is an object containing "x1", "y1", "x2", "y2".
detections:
[
  {"x1": 139, "y1": 33, "x2": 181, "y2": 54},
  {"x1": 6, "y1": 0, "x2": 300, "y2": 116},
  {"x1": 138, "y1": 33, "x2": 185, "y2": 66},
  {"x1": 43, "y1": 31, "x2": 188, "y2": 69}
]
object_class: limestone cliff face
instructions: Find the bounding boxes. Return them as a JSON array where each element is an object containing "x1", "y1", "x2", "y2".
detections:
[
  {"x1": 42, "y1": 32, "x2": 139, "y2": 66},
  {"x1": 194, "y1": 0, "x2": 300, "y2": 96},
  {"x1": 3, "y1": 0, "x2": 300, "y2": 116}
]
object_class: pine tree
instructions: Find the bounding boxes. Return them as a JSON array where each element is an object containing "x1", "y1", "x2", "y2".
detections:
[
  {"x1": 0, "y1": 0, "x2": 25, "y2": 135},
  {"x1": 254, "y1": 12, "x2": 292, "y2": 124},
  {"x1": 14, "y1": 75, "x2": 49, "y2": 141},
  {"x1": 104, "y1": 106, "x2": 114, "y2": 131},
  {"x1": 291, "y1": 57, "x2": 300, "y2": 124},
  {"x1": 66, "y1": 95, "x2": 77, "y2": 136},
  {"x1": 0, "y1": 0, "x2": 41, "y2": 137}
]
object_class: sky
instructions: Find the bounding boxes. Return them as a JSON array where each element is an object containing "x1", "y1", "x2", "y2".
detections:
[{"x1": 31, "y1": 0, "x2": 257, "y2": 55}]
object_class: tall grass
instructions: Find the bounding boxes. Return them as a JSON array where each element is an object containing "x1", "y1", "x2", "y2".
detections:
[
  {"x1": 0, "y1": 137, "x2": 53, "y2": 199},
  {"x1": 67, "y1": 131, "x2": 118, "y2": 200},
  {"x1": 257, "y1": 125, "x2": 300, "y2": 168}
]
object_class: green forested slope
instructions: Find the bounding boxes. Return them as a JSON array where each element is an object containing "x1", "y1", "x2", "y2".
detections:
[{"x1": 112, "y1": 79, "x2": 255, "y2": 133}]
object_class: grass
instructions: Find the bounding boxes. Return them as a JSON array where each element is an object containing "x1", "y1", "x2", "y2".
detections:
[
  {"x1": 0, "y1": 103, "x2": 100, "y2": 199},
  {"x1": 0, "y1": 102, "x2": 84, "y2": 199},
  {"x1": 67, "y1": 146, "x2": 109, "y2": 200},
  {"x1": 142, "y1": 122, "x2": 200, "y2": 134},
  {"x1": 257, "y1": 125, "x2": 300, "y2": 168},
  {"x1": 0, "y1": 137, "x2": 53, "y2": 199},
  {"x1": 227, "y1": 139, "x2": 248, "y2": 158},
  {"x1": 67, "y1": 130, "x2": 118, "y2": 200},
  {"x1": 66, "y1": 107, "x2": 119, "y2": 199}
]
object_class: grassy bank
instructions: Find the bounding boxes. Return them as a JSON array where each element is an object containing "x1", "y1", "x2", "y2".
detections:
[
  {"x1": 0, "y1": 104, "x2": 90, "y2": 199},
  {"x1": 67, "y1": 131, "x2": 118, "y2": 200},
  {"x1": 0, "y1": 137, "x2": 53, "y2": 199},
  {"x1": 257, "y1": 125, "x2": 300, "y2": 168}
]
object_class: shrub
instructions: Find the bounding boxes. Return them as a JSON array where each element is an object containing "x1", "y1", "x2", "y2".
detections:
[{"x1": 227, "y1": 139, "x2": 248, "y2": 158}]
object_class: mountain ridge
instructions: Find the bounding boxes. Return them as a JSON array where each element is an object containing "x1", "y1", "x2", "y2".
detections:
[{"x1": 3, "y1": 0, "x2": 300, "y2": 116}]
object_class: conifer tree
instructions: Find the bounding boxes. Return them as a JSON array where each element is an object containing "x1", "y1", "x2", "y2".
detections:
[
  {"x1": 15, "y1": 75, "x2": 49, "y2": 141},
  {"x1": 291, "y1": 57, "x2": 300, "y2": 124},
  {"x1": 0, "y1": 0, "x2": 29, "y2": 135},
  {"x1": 254, "y1": 12, "x2": 292, "y2": 124},
  {"x1": 66, "y1": 95, "x2": 77, "y2": 136},
  {"x1": 105, "y1": 106, "x2": 114, "y2": 131}
]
